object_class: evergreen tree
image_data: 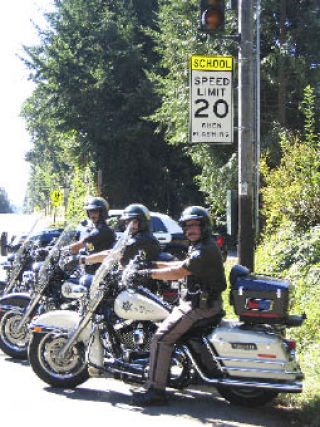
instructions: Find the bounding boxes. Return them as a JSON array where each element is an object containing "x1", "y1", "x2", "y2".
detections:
[{"x1": 22, "y1": 0, "x2": 202, "y2": 215}]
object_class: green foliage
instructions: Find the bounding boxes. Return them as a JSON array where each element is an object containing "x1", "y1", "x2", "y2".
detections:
[
  {"x1": 255, "y1": 225, "x2": 320, "y2": 421},
  {"x1": 260, "y1": 0, "x2": 320, "y2": 135},
  {"x1": 22, "y1": 0, "x2": 202, "y2": 215},
  {"x1": 222, "y1": 257, "x2": 238, "y2": 319},
  {"x1": 65, "y1": 165, "x2": 96, "y2": 222},
  {"x1": 261, "y1": 86, "x2": 320, "y2": 232},
  {"x1": 148, "y1": 0, "x2": 238, "y2": 220},
  {"x1": 192, "y1": 149, "x2": 238, "y2": 224},
  {"x1": 22, "y1": 0, "x2": 320, "y2": 223}
]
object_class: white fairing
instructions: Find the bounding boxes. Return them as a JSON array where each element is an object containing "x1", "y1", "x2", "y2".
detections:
[
  {"x1": 31, "y1": 310, "x2": 81, "y2": 330},
  {"x1": 114, "y1": 290, "x2": 169, "y2": 321},
  {"x1": 208, "y1": 319, "x2": 301, "y2": 381},
  {"x1": 30, "y1": 310, "x2": 91, "y2": 343}
]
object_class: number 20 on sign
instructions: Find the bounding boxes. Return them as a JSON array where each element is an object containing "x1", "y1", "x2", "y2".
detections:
[{"x1": 189, "y1": 55, "x2": 234, "y2": 144}]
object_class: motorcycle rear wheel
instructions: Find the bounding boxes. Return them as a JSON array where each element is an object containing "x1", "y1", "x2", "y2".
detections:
[
  {"x1": 216, "y1": 385, "x2": 278, "y2": 407},
  {"x1": 0, "y1": 310, "x2": 29, "y2": 359},
  {"x1": 28, "y1": 332, "x2": 89, "y2": 388}
]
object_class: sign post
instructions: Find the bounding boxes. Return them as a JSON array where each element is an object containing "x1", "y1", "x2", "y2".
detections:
[{"x1": 189, "y1": 55, "x2": 233, "y2": 144}]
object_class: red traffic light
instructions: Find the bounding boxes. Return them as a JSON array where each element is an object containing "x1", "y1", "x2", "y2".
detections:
[
  {"x1": 199, "y1": 0, "x2": 225, "y2": 33},
  {"x1": 202, "y1": 7, "x2": 224, "y2": 30}
]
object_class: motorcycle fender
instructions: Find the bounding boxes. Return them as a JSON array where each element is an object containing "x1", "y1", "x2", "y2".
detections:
[
  {"x1": 0, "y1": 292, "x2": 31, "y2": 313},
  {"x1": 29, "y1": 310, "x2": 91, "y2": 343}
]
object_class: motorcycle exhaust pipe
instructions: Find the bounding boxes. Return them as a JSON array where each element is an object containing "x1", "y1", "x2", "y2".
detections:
[{"x1": 213, "y1": 378, "x2": 303, "y2": 393}]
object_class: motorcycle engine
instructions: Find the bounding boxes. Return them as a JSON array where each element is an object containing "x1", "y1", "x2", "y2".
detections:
[{"x1": 115, "y1": 321, "x2": 156, "y2": 351}]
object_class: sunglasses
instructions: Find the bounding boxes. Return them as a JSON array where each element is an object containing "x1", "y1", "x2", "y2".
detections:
[{"x1": 183, "y1": 223, "x2": 201, "y2": 229}]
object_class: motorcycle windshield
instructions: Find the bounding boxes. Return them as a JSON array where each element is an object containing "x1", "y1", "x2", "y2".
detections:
[
  {"x1": 89, "y1": 222, "x2": 133, "y2": 301},
  {"x1": 36, "y1": 220, "x2": 80, "y2": 291},
  {"x1": 7, "y1": 216, "x2": 42, "y2": 290}
]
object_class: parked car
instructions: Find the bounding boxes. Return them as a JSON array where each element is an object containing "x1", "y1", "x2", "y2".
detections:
[{"x1": 31, "y1": 228, "x2": 64, "y2": 248}]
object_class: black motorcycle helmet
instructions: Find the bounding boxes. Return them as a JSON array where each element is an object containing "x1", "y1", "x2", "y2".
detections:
[
  {"x1": 84, "y1": 196, "x2": 109, "y2": 220},
  {"x1": 120, "y1": 204, "x2": 151, "y2": 232},
  {"x1": 179, "y1": 206, "x2": 212, "y2": 240}
]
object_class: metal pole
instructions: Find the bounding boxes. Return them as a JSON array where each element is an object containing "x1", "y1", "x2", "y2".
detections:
[
  {"x1": 238, "y1": 0, "x2": 255, "y2": 270},
  {"x1": 255, "y1": 0, "x2": 261, "y2": 242},
  {"x1": 97, "y1": 169, "x2": 102, "y2": 197}
]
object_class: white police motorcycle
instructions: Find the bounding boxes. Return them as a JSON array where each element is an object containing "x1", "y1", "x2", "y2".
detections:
[{"x1": 27, "y1": 224, "x2": 304, "y2": 406}]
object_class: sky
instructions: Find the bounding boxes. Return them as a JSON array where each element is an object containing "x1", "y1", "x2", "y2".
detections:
[{"x1": 0, "y1": 1, "x2": 53, "y2": 208}]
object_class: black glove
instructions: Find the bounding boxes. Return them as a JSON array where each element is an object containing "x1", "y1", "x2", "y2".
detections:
[
  {"x1": 129, "y1": 269, "x2": 152, "y2": 285},
  {"x1": 59, "y1": 254, "x2": 80, "y2": 273}
]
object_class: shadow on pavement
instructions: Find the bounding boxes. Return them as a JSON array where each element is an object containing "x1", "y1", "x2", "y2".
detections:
[{"x1": 45, "y1": 381, "x2": 294, "y2": 427}]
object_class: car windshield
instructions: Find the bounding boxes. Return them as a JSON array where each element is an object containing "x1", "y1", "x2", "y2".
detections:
[{"x1": 150, "y1": 216, "x2": 167, "y2": 233}]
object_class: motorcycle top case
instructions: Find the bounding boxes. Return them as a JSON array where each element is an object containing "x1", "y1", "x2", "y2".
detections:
[{"x1": 230, "y1": 272, "x2": 291, "y2": 324}]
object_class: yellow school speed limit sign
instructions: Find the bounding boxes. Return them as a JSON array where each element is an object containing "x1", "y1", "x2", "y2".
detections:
[{"x1": 51, "y1": 190, "x2": 63, "y2": 207}]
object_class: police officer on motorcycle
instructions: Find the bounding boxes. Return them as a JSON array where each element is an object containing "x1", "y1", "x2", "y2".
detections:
[
  {"x1": 130, "y1": 205, "x2": 227, "y2": 406},
  {"x1": 79, "y1": 203, "x2": 160, "y2": 268},
  {"x1": 68, "y1": 196, "x2": 116, "y2": 274}
]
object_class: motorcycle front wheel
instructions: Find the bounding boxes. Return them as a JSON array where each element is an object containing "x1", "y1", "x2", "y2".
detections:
[
  {"x1": 0, "y1": 310, "x2": 30, "y2": 359},
  {"x1": 216, "y1": 385, "x2": 278, "y2": 407},
  {"x1": 28, "y1": 332, "x2": 89, "y2": 388}
]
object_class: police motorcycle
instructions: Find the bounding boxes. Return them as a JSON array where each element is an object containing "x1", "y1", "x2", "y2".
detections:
[
  {"x1": 27, "y1": 222, "x2": 305, "y2": 407},
  {"x1": 0, "y1": 222, "x2": 91, "y2": 359},
  {"x1": 0, "y1": 224, "x2": 50, "y2": 296},
  {"x1": 0, "y1": 236, "x2": 36, "y2": 296}
]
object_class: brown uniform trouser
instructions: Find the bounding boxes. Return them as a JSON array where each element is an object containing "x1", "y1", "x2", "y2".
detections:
[{"x1": 146, "y1": 296, "x2": 223, "y2": 391}]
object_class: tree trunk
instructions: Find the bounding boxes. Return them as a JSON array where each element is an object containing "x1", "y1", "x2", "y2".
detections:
[{"x1": 278, "y1": 0, "x2": 286, "y2": 126}]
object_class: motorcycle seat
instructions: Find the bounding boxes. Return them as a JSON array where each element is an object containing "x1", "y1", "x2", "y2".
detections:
[
  {"x1": 229, "y1": 264, "x2": 250, "y2": 286},
  {"x1": 178, "y1": 309, "x2": 226, "y2": 341}
]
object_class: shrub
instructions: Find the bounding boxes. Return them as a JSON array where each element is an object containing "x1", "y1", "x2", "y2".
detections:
[
  {"x1": 261, "y1": 86, "x2": 320, "y2": 233},
  {"x1": 256, "y1": 225, "x2": 320, "y2": 422}
]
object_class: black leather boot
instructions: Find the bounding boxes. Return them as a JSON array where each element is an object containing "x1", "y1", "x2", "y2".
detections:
[{"x1": 130, "y1": 387, "x2": 168, "y2": 406}]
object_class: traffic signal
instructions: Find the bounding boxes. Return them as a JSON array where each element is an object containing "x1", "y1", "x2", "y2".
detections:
[{"x1": 199, "y1": 0, "x2": 225, "y2": 33}]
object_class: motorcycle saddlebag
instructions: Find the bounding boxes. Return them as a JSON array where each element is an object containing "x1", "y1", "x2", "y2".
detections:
[{"x1": 230, "y1": 273, "x2": 291, "y2": 324}]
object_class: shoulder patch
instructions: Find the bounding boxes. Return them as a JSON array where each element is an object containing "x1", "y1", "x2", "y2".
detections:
[{"x1": 190, "y1": 249, "x2": 201, "y2": 260}]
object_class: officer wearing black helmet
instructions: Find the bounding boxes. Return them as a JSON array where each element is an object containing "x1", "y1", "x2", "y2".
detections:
[
  {"x1": 68, "y1": 196, "x2": 116, "y2": 274},
  {"x1": 130, "y1": 205, "x2": 227, "y2": 406},
  {"x1": 79, "y1": 203, "x2": 160, "y2": 268}
]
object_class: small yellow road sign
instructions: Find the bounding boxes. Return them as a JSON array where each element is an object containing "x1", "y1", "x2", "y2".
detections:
[{"x1": 51, "y1": 190, "x2": 63, "y2": 207}]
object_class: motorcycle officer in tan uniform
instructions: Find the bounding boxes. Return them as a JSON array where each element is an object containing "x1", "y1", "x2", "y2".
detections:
[{"x1": 130, "y1": 205, "x2": 227, "y2": 406}]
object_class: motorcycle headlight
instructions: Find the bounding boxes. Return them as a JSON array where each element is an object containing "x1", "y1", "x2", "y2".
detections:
[{"x1": 61, "y1": 281, "x2": 87, "y2": 299}]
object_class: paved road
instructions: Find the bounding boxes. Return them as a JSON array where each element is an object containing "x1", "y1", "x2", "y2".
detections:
[{"x1": 0, "y1": 351, "x2": 294, "y2": 427}]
